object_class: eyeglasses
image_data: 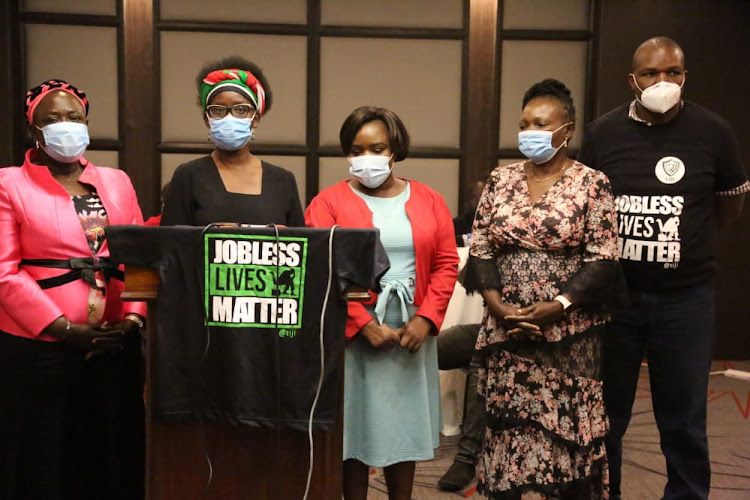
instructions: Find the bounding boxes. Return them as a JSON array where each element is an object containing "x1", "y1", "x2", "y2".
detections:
[{"x1": 206, "y1": 104, "x2": 255, "y2": 120}]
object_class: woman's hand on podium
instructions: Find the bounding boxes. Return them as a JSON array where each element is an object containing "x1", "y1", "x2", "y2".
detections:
[
  {"x1": 360, "y1": 320, "x2": 401, "y2": 350},
  {"x1": 99, "y1": 317, "x2": 141, "y2": 337}
]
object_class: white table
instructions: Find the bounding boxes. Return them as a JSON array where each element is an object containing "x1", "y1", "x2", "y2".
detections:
[{"x1": 439, "y1": 247, "x2": 484, "y2": 435}]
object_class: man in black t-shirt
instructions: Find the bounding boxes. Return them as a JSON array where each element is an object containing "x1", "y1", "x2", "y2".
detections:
[{"x1": 578, "y1": 37, "x2": 748, "y2": 500}]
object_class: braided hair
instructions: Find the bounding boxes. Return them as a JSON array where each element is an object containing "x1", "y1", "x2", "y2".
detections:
[
  {"x1": 25, "y1": 79, "x2": 88, "y2": 124},
  {"x1": 522, "y1": 78, "x2": 576, "y2": 123}
]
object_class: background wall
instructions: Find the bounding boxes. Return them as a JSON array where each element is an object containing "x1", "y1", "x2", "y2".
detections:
[
  {"x1": 1, "y1": 0, "x2": 748, "y2": 356},
  {"x1": 0, "y1": 0, "x2": 596, "y2": 217}
]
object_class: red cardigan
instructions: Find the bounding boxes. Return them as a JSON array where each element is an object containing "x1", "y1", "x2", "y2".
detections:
[{"x1": 305, "y1": 179, "x2": 458, "y2": 339}]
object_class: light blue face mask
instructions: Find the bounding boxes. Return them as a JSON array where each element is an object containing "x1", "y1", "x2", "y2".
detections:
[
  {"x1": 38, "y1": 121, "x2": 90, "y2": 164},
  {"x1": 517, "y1": 122, "x2": 572, "y2": 165},
  {"x1": 208, "y1": 115, "x2": 254, "y2": 151}
]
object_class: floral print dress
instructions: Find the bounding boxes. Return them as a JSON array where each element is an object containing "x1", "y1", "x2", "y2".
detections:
[
  {"x1": 72, "y1": 193, "x2": 109, "y2": 325},
  {"x1": 464, "y1": 161, "x2": 619, "y2": 499}
]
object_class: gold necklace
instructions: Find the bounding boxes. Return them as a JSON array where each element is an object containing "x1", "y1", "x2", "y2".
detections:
[
  {"x1": 51, "y1": 166, "x2": 82, "y2": 183},
  {"x1": 528, "y1": 160, "x2": 569, "y2": 182}
]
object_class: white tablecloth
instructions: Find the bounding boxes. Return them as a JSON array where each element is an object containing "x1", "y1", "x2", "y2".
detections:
[{"x1": 439, "y1": 247, "x2": 484, "y2": 436}]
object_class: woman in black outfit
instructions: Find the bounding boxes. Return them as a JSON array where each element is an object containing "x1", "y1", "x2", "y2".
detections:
[{"x1": 161, "y1": 56, "x2": 304, "y2": 227}]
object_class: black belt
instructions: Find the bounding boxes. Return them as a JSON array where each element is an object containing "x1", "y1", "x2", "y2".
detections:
[{"x1": 20, "y1": 257, "x2": 124, "y2": 290}]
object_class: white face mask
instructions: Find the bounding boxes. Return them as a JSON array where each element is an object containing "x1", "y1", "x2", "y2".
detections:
[
  {"x1": 348, "y1": 154, "x2": 392, "y2": 189},
  {"x1": 632, "y1": 76, "x2": 684, "y2": 114},
  {"x1": 37, "y1": 122, "x2": 90, "y2": 164}
]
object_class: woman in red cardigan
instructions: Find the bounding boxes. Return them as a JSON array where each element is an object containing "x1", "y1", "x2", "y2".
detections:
[
  {"x1": 306, "y1": 106, "x2": 458, "y2": 500},
  {"x1": 0, "y1": 80, "x2": 146, "y2": 499}
]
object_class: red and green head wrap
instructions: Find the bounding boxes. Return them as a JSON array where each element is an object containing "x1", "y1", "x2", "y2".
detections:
[
  {"x1": 200, "y1": 69, "x2": 266, "y2": 116},
  {"x1": 25, "y1": 79, "x2": 89, "y2": 124}
]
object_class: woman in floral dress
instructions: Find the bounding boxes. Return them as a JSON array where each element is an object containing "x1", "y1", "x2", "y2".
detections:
[{"x1": 463, "y1": 79, "x2": 620, "y2": 499}]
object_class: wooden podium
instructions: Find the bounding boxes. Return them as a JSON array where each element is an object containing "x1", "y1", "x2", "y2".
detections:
[{"x1": 122, "y1": 267, "x2": 359, "y2": 500}]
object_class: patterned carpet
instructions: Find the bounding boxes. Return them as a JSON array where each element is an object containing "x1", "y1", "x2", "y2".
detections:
[{"x1": 366, "y1": 360, "x2": 750, "y2": 499}]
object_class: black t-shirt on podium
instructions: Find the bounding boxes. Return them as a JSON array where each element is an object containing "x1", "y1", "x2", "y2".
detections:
[
  {"x1": 106, "y1": 225, "x2": 389, "y2": 431},
  {"x1": 578, "y1": 102, "x2": 747, "y2": 292}
]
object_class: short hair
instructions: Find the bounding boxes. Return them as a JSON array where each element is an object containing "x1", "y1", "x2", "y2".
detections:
[
  {"x1": 339, "y1": 106, "x2": 410, "y2": 162},
  {"x1": 632, "y1": 36, "x2": 685, "y2": 71},
  {"x1": 195, "y1": 56, "x2": 273, "y2": 112},
  {"x1": 521, "y1": 78, "x2": 576, "y2": 123}
]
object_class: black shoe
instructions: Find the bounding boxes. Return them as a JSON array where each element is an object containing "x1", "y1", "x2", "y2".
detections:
[{"x1": 438, "y1": 461, "x2": 476, "y2": 491}]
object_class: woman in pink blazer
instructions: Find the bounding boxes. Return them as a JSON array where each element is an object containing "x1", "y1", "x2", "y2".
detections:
[{"x1": 0, "y1": 80, "x2": 146, "y2": 499}]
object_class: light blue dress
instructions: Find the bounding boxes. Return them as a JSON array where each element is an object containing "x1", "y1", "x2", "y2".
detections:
[{"x1": 343, "y1": 182, "x2": 442, "y2": 467}]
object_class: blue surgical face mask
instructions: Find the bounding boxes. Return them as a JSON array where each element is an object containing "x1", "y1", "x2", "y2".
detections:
[
  {"x1": 37, "y1": 122, "x2": 90, "y2": 164},
  {"x1": 348, "y1": 154, "x2": 392, "y2": 189},
  {"x1": 208, "y1": 115, "x2": 254, "y2": 151},
  {"x1": 518, "y1": 122, "x2": 572, "y2": 165}
]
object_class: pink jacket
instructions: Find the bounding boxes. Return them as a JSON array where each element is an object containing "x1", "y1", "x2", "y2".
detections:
[
  {"x1": 305, "y1": 179, "x2": 459, "y2": 339},
  {"x1": 0, "y1": 149, "x2": 146, "y2": 341}
]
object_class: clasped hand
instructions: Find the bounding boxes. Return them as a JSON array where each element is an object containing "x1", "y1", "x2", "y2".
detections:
[
  {"x1": 490, "y1": 301, "x2": 564, "y2": 338},
  {"x1": 361, "y1": 316, "x2": 432, "y2": 353},
  {"x1": 47, "y1": 316, "x2": 140, "y2": 360}
]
